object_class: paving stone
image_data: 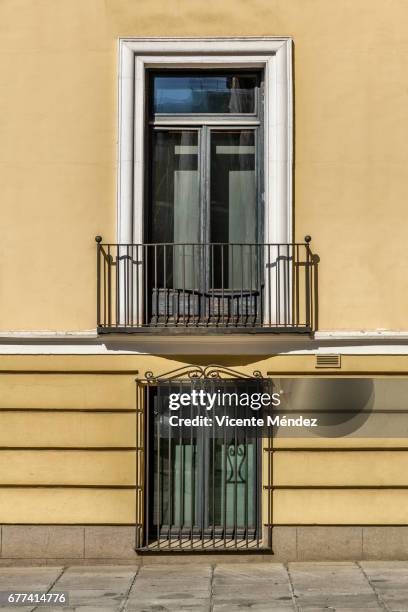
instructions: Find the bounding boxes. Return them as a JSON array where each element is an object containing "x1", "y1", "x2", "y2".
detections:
[
  {"x1": 295, "y1": 594, "x2": 382, "y2": 608},
  {"x1": 127, "y1": 563, "x2": 211, "y2": 611},
  {"x1": 61, "y1": 564, "x2": 137, "y2": 573},
  {"x1": 0, "y1": 561, "x2": 405, "y2": 612},
  {"x1": 213, "y1": 585, "x2": 290, "y2": 595},
  {"x1": 128, "y1": 563, "x2": 211, "y2": 608},
  {"x1": 288, "y1": 562, "x2": 380, "y2": 610},
  {"x1": 212, "y1": 563, "x2": 293, "y2": 610},
  {"x1": 125, "y1": 599, "x2": 210, "y2": 611},
  {"x1": 127, "y1": 587, "x2": 209, "y2": 600},
  {"x1": 213, "y1": 562, "x2": 289, "y2": 583},
  {"x1": 295, "y1": 608, "x2": 335, "y2": 612},
  {"x1": 213, "y1": 605, "x2": 293, "y2": 611},
  {"x1": 369, "y1": 593, "x2": 408, "y2": 612},
  {"x1": 65, "y1": 588, "x2": 126, "y2": 606},
  {"x1": 56, "y1": 568, "x2": 136, "y2": 592},
  {"x1": 129, "y1": 584, "x2": 209, "y2": 598},
  {"x1": 0, "y1": 566, "x2": 62, "y2": 590},
  {"x1": 214, "y1": 599, "x2": 293, "y2": 608},
  {"x1": 360, "y1": 561, "x2": 408, "y2": 610},
  {"x1": 0, "y1": 608, "x2": 35, "y2": 612},
  {"x1": 44, "y1": 608, "x2": 119, "y2": 612},
  {"x1": 136, "y1": 564, "x2": 211, "y2": 577}
]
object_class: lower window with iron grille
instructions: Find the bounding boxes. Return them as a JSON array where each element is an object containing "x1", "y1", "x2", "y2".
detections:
[{"x1": 135, "y1": 367, "x2": 273, "y2": 552}]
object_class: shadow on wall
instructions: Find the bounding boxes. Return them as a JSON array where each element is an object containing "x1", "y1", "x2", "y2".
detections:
[{"x1": 278, "y1": 378, "x2": 374, "y2": 437}]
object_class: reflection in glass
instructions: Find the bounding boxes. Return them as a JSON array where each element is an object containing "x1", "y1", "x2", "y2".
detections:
[
  {"x1": 150, "y1": 130, "x2": 199, "y2": 291},
  {"x1": 152, "y1": 73, "x2": 257, "y2": 114},
  {"x1": 211, "y1": 439, "x2": 256, "y2": 528},
  {"x1": 150, "y1": 380, "x2": 265, "y2": 542},
  {"x1": 210, "y1": 131, "x2": 257, "y2": 289},
  {"x1": 154, "y1": 438, "x2": 257, "y2": 531}
]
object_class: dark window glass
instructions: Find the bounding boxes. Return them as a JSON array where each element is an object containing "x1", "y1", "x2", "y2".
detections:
[
  {"x1": 150, "y1": 130, "x2": 199, "y2": 245},
  {"x1": 151, "y1": 72, "x2": 258, "y2": 114},
  {"x1": 149, "y1": 130, "x2": 200, "y2": 291},
  {"x1": 210, "y1": 130, "x2": 257, "y2": 289},
  {"x1": 210, "y1": 130, "x2": 256, "y2": 244}
]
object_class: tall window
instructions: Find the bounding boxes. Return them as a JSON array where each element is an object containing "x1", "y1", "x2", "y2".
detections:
[
  {"x1": 148, "y1": 70, "x2": 262, "y2": 247},
  {"x1": 146, "y1": 71, "x2": 263, "y2": 322}
]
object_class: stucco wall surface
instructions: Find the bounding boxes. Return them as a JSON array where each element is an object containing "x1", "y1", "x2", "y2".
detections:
[
  {"x1": 0, "y1": 354, "x2": 406, "y2": 525},
  {"x1": 1, "y1": 0, "x2": 408, "y2": 331}
]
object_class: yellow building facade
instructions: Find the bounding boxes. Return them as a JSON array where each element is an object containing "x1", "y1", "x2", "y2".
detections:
[{"x1": 1, "y1": 0, "x2": 408, "y2": 562}]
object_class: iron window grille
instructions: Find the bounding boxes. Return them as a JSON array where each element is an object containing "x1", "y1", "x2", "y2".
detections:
[{"x1": 135, "y1": 365, "x2": 274, "y2": 552}]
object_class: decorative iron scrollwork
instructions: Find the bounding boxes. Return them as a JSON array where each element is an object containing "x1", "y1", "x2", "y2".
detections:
[
  {"x1": 140, "y1": 364, "x2": 264, "y2": 382},
  {"x1": 226, "y1": 443, "x2": 247, "y2": 484}
]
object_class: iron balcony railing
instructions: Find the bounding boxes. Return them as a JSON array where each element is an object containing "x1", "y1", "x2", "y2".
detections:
[{"x1": 95, "y1": 237, "x2": 315, "y2": 332}]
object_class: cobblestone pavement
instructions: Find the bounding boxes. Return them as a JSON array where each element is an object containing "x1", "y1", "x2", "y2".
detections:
[{"x1": 0, "y1": 561, "x2": 407, "y2": 611}]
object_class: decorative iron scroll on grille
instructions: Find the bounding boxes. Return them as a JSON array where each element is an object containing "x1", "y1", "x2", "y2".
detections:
[
  {"x1": 135, "y1": 364, "x2": 273, "y2": 552},
  {"x1": 143, "y1": 364, "x2": 263, "y2": 383}
]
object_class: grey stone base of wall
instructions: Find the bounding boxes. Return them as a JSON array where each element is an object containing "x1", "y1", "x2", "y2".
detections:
[{"x1": 0, "y1": 526, "x2": 407, "y2": 565}]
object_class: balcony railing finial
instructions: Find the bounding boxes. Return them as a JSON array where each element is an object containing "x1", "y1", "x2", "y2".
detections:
[
  {"x1": 95, "y1": 235, "x2": 102, "y2": 243},
  {"x1": 304, "y1": 235, "x2": 312, "y2": 243}
]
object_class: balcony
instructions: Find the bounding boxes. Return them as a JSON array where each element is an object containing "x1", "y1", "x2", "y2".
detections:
[{"x1": 96, "y1": 238, "x2": 316, "y2": 334}]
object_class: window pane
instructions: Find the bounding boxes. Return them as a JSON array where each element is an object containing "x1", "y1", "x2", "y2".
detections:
[
  {"x1": 150, "y1": 130, "x2": 199, "y2": 244},
  {"x1": 150, "y1": 130, "x2": 200, "y2": 291},
  {"x1": 151, "y1": 73, "x2": 258, "y2": 114},
  {"x1": 210, "y1": 130, "x2": 257, "y2": 289}
]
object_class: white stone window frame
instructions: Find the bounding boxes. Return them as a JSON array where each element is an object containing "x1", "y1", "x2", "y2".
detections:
[{"x1": 117, "y1": 37, "x2": 293, "y2": 246}]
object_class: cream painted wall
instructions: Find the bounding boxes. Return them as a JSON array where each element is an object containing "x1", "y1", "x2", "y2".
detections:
[
  {"x1": 0, "y1": 354, "x2": 407, "y2": 525},
  {"x1": 1, "y1": 0, "x2": 408, "y2": 331}
]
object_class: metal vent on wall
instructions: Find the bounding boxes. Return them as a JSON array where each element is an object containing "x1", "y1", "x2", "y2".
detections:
[{"x1": 315, "y1": 354, "x2": 341, "y2": 369}]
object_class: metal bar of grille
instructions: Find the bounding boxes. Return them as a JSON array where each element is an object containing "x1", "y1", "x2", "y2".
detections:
[
  {"x1": 223, "y1": 390, "x2": 227, "y2": 549},
  {"x1": 157, "y1": 383, "x2": 161, "y2": 551},
  {"x1": 135, "y1": 381, "x2": 145, "y2": 549},
  {"x1": 168, "y1": 383, "x2": 173, "y2": 545},
  {"x1": 211, "y1": 385, "x2": 216, "y2": 546},
  {"x1": 179, "y1": 379, "x2": 183, "y2": 549},
  {"x1": 145, "y1": 384, "x2": 150, "y2": 549},
  {"x1": 255, "y1": 406, "x2": 260, "y2": 550},
  {"x1": 233, "y1": 380, "x2": 238, "y2": 548},
  {"x1": 245, "y1": 406, "x2": 249, "y2": 549},
  {"x1": 190, "y1": 391, "x2": 195, "y2": 549},
  {"x1": 266, "y1": 377, "x2": 273, "y2": 549}
]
